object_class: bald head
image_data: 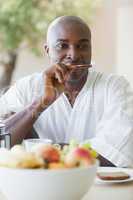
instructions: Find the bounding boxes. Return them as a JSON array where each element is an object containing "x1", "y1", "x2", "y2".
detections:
[{"x1": 46, "y1": 16, "x2": 91, "y2": 45}]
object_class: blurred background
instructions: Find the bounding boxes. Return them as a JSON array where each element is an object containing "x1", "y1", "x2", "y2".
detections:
[{"x1": 0, "y1": 0, "x2": 133, "y2": 92}]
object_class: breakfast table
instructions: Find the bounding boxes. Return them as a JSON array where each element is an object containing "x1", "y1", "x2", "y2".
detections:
[
  {"x1": 0, "y1": 181, "x2": 132, "y2": 200},
  {"x1": 83, "y1": 167, "x2": 133, "y2": 200},
  {"x1": 84, "y1": 181, "x2": 133, "y2": 200},
  {"x1": 0, "y1": 167, "x2": 133, "y2": 200}
]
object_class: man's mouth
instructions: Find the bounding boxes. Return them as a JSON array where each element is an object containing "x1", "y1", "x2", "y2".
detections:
[
  {"x1": 64, "y1": 66, "x2": 88, "y2": 84},
  {"x1": 63, "y1": 62, "x2": 91, "y2": 70}
]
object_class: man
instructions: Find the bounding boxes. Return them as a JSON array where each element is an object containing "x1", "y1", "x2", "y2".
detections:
[{"x1": 0, "y1": 16, "x2": 133, "y2": 167}]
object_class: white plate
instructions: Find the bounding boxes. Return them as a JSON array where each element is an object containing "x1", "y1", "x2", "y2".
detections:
[{"x1": 95, "y1": 167, "x2": 133, "y2": 184}]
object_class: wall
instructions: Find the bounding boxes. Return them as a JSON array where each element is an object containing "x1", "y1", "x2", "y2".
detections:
[
  {"x1": 116, "y1": 0, "x2": 133, "y2": 85},
  {"x1": 13, "y1": 49, "x2": 46, "y2": 82},
  {"x1": 91, "y1": 0, "x2": 117, "y2": 74}
]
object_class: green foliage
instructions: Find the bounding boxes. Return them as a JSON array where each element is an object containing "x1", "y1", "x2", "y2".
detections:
[{"x1": 0, "y1": 0, "x2": 102, "y2": 53}]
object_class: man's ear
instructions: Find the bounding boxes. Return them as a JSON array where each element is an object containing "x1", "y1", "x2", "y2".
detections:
[{"x1": 44, "y1": 43, "x2": 49, "y2": 56}]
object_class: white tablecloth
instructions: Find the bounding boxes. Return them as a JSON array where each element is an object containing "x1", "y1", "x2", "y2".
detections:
[
  {"x1": 0, "y1": 182, "x2": 133, "y2": 200},
  {"x1": 84, "y1": 181, "x2": 133, "y2": 200},
  {"x1": 84, "y1": 167, "x2": 133, "y2": 200}
]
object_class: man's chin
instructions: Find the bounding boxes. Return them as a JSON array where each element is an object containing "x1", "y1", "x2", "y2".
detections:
[{"x1": 64, "y1": 79, "x2": 82, "y2": 90}]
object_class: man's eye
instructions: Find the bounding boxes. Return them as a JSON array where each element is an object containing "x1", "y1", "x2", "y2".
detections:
[
  {"x1": 78, "y1": 43, "x2": 90, "y2": 50},
  {"x1": 55, "y1": 43, "x2": 68, "y2": 50}
]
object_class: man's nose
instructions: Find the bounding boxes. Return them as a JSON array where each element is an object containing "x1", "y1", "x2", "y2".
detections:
[{"x1": 66, "y1": 46, "x2": 79, "y2": 61}]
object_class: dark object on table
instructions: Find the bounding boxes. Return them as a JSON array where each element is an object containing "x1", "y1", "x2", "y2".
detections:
[
  {"x1": 98, "y1": 155, "x2": 116, "y2": 167},
  {"x1": 0, "y1": 122, "x2": 11, "y2": 149},
  {"x1": 57, "y1": 143, "x2": 68, "y2": 149},
  {"x1": 97, "y1": 171, "x2": 130, "y2": 181}
]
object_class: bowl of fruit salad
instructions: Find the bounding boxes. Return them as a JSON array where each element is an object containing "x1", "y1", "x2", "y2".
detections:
[{"x1": 0, "y1": 140, "x2": 98, "y2": 200}]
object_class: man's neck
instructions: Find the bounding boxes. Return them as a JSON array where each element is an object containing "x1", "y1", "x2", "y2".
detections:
[{"x1": 64, "y1": 72, "x2": 88, "y2": 106}]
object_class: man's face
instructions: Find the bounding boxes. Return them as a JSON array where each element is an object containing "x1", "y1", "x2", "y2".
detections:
[
  {"x1": 45, "y1": 22, "x2": 91, "y2": 89},
  {"x1": 46, "y1": 23, "x2": 91, "y2": 66}
]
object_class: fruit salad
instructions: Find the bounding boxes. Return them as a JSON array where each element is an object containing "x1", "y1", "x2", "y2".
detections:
[{"x1": 0, "y1": 140, "x2": 98, "y2": 169}]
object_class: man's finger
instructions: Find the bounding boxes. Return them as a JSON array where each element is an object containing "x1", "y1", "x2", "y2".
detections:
[
  {"x1": 56, "y1": 63, "x2": 68, "y2": 75},
  {"x1": 55, "y1": 69, "x2": 64, "y2": 83},
  {"x1": 69, "y1": 64, "x2": 92, "y2": 69}
]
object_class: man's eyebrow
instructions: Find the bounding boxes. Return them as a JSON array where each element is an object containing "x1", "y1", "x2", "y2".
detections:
[
  {"x1": 55, "y1": 38, "x2": 90, "y2": 43},
  {"x1": 56, "y1": 39, "x2": 68, "y2": 42},
  {"x1": 79, "y1": 39, "x2": 90, "y2": 43}
]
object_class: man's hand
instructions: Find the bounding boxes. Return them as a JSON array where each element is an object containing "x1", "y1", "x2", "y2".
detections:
[
  {"x1": 39, "y1": 62, "x2": 91, "y2": 110},
  {"x1": 43, "y1": 63, "x2": 68, "y2": 105}
]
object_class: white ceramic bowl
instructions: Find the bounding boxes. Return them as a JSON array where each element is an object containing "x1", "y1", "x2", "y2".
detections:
[{"x1": 0, "y1": 161, "x2": 98, "y2": 200}]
